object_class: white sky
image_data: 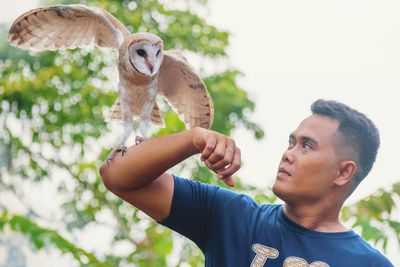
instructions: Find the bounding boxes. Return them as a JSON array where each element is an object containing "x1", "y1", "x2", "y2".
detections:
[{"x1": 1, "y1": 0, "x2": 400, "y2": 265}]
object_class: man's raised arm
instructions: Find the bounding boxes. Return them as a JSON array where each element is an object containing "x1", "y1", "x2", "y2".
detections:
[{"x1": 99, "y1": 127, "x2": 241, "y2": 221}]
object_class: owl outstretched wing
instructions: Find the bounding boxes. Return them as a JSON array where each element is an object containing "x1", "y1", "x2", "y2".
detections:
[
  {"x1": 157, "y1": 51, "x2": 214, "y2": 129},
  {"x1": 8, "y1": 4, "x2": 130, "y2": 51}
]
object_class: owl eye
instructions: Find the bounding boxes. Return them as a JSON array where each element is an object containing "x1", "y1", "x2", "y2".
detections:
[
  {"x1": 156, "y1": 49, "x2": 161, "y2": 56},
  {"x1": 136, "y1": 49, "x2": 147, "y2": 57}
]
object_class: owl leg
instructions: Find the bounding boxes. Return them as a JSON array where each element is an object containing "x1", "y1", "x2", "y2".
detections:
[
  {"x1": 135, "y1": 81, "x2": 158, "y2": 144},
  {"x1": 136, "y1": 109, "x2": 154, "y2": 144},
  {"x1": 137, "y1": 117, "x2": 149, "y2": 143},
  {"x1": 107, "y1": 120, "x2": 133, "y2": 164},
  {"x1": 134, "y1": 118, "x2": 148, "y2": 145},
  {"x1": 136, "y1": 97, "x2": 156, "y2": 144}
]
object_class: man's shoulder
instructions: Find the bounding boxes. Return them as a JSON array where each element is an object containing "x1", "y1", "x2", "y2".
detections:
[
  {"x1": 348, "y1": 232, "x2": 394, "y2": 266},
  {"x1": 365, "y1": 248, "x2": 394, "y2": 266}
]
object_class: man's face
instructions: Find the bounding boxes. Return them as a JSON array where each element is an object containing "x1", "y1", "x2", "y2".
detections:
[{"x1": 272, "y1": 114, "x2": 341, "y2": 204}]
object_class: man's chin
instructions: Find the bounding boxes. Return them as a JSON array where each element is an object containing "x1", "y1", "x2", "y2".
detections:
[
  {"x1": 272, "y1": 181, "x2": 283, "y2": 199},
  {"x1": 272, "y1": 180, "x2": 292, "y2": 203}
]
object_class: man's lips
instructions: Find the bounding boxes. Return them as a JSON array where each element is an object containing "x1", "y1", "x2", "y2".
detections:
[{"x1": 277, "y1": 167, "x2": 291, "y2": 177}]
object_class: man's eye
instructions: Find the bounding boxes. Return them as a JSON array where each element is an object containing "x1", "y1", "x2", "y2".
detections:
[
  {"x1": 303, "y1": 142, "x2": 312, "y2": 149},
  {"x1": 288, "y1": 140, "x2": 295, "y2": 148}
]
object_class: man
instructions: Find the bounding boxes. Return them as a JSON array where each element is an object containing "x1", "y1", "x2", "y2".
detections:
[{"x1": 99, "y1": 100, "x2": 393, "y2": 266}]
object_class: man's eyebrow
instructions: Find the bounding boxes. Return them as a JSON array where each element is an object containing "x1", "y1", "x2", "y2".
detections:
[{"x1": 289, "y1": 133, "x2": 318, "y2": 145}]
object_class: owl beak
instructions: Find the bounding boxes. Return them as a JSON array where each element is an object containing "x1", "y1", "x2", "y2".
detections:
[{"x1": 144, "y1": 59, "x2": 154, "y2": 75}]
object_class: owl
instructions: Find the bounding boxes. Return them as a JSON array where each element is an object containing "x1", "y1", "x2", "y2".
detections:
[{"x1": 8, "y1": 4, "x2": 214, "y2": 162}]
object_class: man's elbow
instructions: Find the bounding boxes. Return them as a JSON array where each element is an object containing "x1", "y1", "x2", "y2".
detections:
[{"x1": 99, "y1": 162, "x2": 142, "y2": 193}]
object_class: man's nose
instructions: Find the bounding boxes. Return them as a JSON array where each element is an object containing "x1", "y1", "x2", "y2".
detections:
[{"x1": 282, "y1": 148, "x2": 295, "y2": 164}]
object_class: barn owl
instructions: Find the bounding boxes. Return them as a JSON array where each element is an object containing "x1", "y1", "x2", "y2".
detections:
[{"x1": 8, "y1": 4, "x2": 214, "y2": 162}]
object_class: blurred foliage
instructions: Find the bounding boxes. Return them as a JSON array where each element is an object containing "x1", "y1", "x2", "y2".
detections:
[
  {"x1": 0, "y1": 211, "x2": 112, "y2": 267},
  {"x1": 0, "y1": 0, "x2": 398, "y2": 266},
  {"x1": 341, "y1": 182, "x2": 400, "y2": 251}
]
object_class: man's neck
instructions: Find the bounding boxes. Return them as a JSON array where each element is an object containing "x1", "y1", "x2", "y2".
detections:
[{"x1": 283, "y1": 202, "x2": 348, "y2": 232}]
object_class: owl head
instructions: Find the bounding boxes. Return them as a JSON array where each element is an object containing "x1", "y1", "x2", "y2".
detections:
[{"x1": 128, "y1": 32, "x2": 164, "y2": 76}]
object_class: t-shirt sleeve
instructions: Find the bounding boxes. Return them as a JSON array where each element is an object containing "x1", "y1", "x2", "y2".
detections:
[
  {"x1": 159, "y1": 175, "x2": 238, "y2": 250},
  {"x1": 369, "y1": 250, "x2": 395, "y2": 267}
]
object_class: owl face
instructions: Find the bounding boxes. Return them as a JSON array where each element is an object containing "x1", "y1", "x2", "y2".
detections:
[{"x1": 128, "y1": 41, "x2": 163, "y2": 76}]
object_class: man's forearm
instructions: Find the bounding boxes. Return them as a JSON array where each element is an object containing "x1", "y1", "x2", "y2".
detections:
[{"x1": 99, "y1": 128, "x2": 198, "y2": 192}]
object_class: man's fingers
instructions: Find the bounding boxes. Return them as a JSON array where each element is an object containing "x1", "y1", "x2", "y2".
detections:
[
  {"x1": 216, "y1": 147, "x2": 241, "y2": 179},
  {"x1": 207, "y1": 141, "x2": 235, "y2": 172},
  {"x1": 205, "y1": 137, "x2": 226, "y2": 164},
  {"x1": 222, "y1": 177, "x2": 235, "y2": 187},
  {"x1": 196, "y1": 131, "x2": 240, "y2": 187},
  {"x1": 200, "y1": 136, "x2": 217, "y2": 161}
]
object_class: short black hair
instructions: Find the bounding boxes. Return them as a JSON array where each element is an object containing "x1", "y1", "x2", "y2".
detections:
[{"x1": 311, "y1": 99, "x2": 380, "y2": 188}]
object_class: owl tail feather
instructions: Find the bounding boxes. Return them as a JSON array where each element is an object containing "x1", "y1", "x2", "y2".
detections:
[{"x1": 105, "y1": 97, "x2": 164, "y2": 126}]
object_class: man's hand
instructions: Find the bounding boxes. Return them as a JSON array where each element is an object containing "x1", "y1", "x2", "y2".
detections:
[{"x1": 191, "y1": 127, "x2": 241, "y2": 187}]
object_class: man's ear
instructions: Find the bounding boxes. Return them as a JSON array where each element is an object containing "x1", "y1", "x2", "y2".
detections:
[{"x1": 335, "y1": 160, "x2": 357, "y2": 186}]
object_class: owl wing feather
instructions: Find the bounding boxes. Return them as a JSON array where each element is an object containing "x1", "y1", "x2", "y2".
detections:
[
  {"x1": 8, "y1": 4, "x2": 130, "y2": 51},
  {"x1": 157, "y1": 52, "x2": 214, "y2": 129}
]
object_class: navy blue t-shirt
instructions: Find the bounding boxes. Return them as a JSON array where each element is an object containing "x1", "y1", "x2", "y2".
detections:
[{"x1": 160, "y1": 176, "x2": 393, "y2": 267}]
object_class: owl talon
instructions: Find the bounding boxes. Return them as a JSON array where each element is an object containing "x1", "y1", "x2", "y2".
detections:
[
  {"x1": 135, "y1": 136, "x2": 144, "y2": 145},
  {"x1": 106, "y1": 145, "x2": 127, "y2": 164}
]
